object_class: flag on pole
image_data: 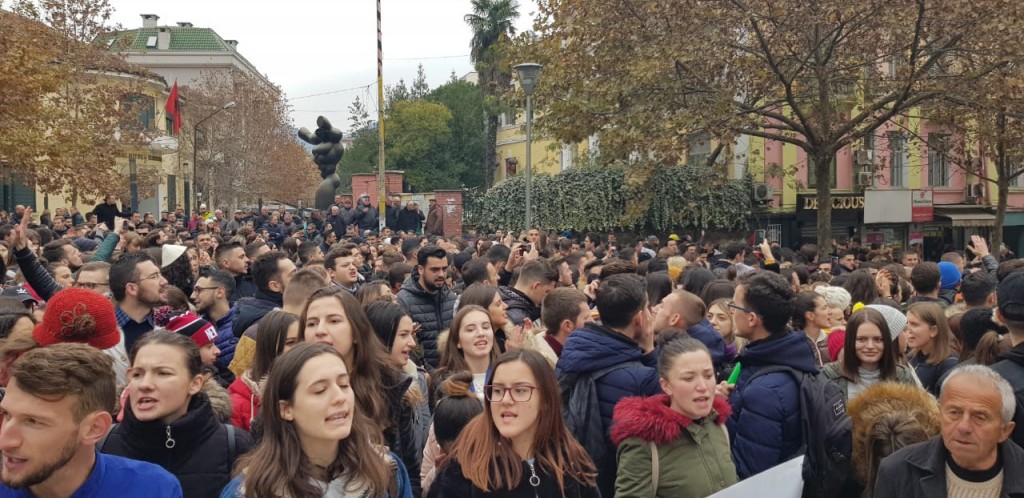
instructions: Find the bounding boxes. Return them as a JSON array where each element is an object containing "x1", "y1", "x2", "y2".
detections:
[{"x1": 165, "y1": 81, "x2": 181, "y2": 135}]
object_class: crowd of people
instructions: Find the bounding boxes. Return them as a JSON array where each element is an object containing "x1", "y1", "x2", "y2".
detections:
[{"x1": 0, "y1": 194, "x2": 1021, "y2": 498}]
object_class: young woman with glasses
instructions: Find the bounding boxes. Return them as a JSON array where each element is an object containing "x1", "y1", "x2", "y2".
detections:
[{"x1": 428, "y1": 349, "x2": 599, "y2": 497}]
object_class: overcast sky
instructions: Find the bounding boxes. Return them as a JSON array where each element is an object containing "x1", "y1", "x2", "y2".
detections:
[{"x1": 108, "y1": 0, "x2": 536, "y2": 130}]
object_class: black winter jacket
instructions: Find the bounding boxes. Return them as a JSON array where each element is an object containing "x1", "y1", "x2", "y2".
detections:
[
  {"x1": 428, "y1": 459, "x2": 600, "y2": 498},
  {"x1": 353, "y1": 204, "x2": 379, "y2": 232},
  {"x1": 91, "y1": 202, "x2": 130, "y2": 230},
  {"x1": 874, "y1": 436, "x2": 1024, "y2": 498},
  {"x1": 383, "y1": 368, "x2": 422, "y2": 496},
  {"x1": 101, "y1": 393, "x2": 252, "y2": 498},
  {"x1": 992, "y1": 342, "x2": 1024, "y2": 448},
  {"x1": 396, "y1": 208, "x2": 424, "y2": 234},
  {"x1": 499, "y1": 286, "x2": 540, "y2": 327},
  {"x1": 396, "y1": 270, "x2": 456, "y2": 370},
  {"x1": 231, "y1": 289, "x2": 283, "y2": 338}
]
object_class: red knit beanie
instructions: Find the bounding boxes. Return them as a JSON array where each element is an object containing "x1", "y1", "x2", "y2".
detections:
[
  {"x1": 33, "y1": 288, "x2": 120, "y2": 350},
  {"x1": 827, "y1": 328, "x2": 847, "y2": 363},
  {"x1": 165, "y1": 312, "x2": 218, "y2": 348}
]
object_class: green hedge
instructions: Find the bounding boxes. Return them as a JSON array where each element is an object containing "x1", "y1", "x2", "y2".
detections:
[{"x1": 471, "y1": 166, "x2": 753, "y2": 232}]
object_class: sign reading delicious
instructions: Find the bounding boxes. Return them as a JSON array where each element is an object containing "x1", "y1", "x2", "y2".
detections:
[{"x1": 799, "y1": 194, "x2": 865, "y2": 211}]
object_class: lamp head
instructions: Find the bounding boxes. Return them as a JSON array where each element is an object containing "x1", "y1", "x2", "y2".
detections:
[{"x1": 513, "y1": 63, "x2": 543, "y2": 96}]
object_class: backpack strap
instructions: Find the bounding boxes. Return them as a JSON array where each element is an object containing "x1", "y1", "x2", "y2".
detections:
[
  {"x1": 226, "y1": 422, "x2": 235, "y2": 461},
  {"x1": 225, "y1": 423, "x2": 236, "y2": 461},
  {"x1": 98, "y1": 423, "x2": 117, "y2": 452},
  {"x1": 649, "y1": 440, "x2": 660, "y2": 495},
  {"x1": 592, "y1": 360, "x2": 645, "y2": 382}
]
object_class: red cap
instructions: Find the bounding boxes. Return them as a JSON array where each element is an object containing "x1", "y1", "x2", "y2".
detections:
[{"x1": 33, "y1": 289, "x2": 120, "y2": 350}]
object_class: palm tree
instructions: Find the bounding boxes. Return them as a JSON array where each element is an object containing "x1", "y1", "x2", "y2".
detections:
[{"x1": 465, "y1": 0, "x2": 519, "y2": 189}]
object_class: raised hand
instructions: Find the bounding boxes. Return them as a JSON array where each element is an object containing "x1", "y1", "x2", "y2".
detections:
[
  {"x1": 9, "y1": 207, "x2": 31, "y2": 250},
  {"x1": 970, "y1": 235, "x2": 990, "y2": 258}
]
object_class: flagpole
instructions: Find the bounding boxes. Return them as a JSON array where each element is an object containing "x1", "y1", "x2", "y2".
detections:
[{"x1": 376, "y1": 0, "x2": 386, "y2": 232}]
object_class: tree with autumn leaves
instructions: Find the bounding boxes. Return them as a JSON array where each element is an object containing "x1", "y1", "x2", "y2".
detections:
[
  {"x1": 1, "y1": 0, "x2": 161, "y2": 205},
  {"x1": 516, "y1": 0, "x2": 1024, "y2": 249},
  {"x1": 182, "y1": 70, "x2": 320, "y2": 210}
]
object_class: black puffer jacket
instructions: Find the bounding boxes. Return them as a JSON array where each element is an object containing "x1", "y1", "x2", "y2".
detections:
[
  {"x1": 499, "y1": 286, "x2": 540, "y2": 327},
  {"x1": 428, "y1": 459, "x2": 600, "y2": 498},
  {"x1": 101, "y1": 393, "x2": 252, "y2": 498},
  {"x1": 383, "y1": 368, "x2": 421, "y2": 496},
  {"x1": 396, "y1": 269, "x2": 456, "y2": 370},
  {"x1": 992, "y1": 342, "x2": 1024, "y2": 448},
  {"x1": 231, "y1": 289, "x2": 283, "y2": 338}
]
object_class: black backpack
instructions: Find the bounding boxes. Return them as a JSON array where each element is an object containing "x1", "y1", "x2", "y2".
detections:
[
  {"x1": 559, "y1": 361, "x2": 643, "y2": 463},
  {"x1": 748, "y1": 366, "x2": 852, "y2": 498}
]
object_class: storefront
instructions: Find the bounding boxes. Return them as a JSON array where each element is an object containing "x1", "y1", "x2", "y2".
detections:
[{"x1": 795, "y1": 194, "x2": 865, "y2": 245}]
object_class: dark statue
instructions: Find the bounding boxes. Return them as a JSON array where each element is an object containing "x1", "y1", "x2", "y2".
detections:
[{"x1": 298, "y1": 116, "x2": 344, "y2": 210}]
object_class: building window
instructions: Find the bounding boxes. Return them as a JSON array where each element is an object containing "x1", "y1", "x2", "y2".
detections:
[
  {"x1": 498, "y1": 111, "x2": 516, "y2": 128},
  {"x1": 1010, "y1": 161, "x2": 1023, "y2": 187},
  {"x1": 686, "y1": 133, "x2": 711, "y2": 166},
  {"x1": 122, "y1": 93, "x2": 155, "y2": 131},
  {"x1": 889, "y1": 132, "x2": 906, "y2": 187},
  {"x1": 808, "y1": 154, "x2": 837, "y2": 189},
  {"x1": 927, "y1": 134, "x2": 950, "y2": 187}
]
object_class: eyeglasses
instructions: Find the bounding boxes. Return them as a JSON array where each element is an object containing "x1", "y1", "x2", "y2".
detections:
[
  {"x1": 727, "y1": 302, "x2": 755, "y2": 315},
  {"x1": 74, "y1": 281, "x2": 109, "y2": 290},
  {"x1": 134, "y1": 272, "x2": 163, "y2": 284},
  {"x1": 485, "y1": 384, "x2": 536, "y2": 403}
]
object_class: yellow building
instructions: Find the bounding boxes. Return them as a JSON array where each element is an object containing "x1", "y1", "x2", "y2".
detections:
[
  {"x1": 30, "y1": 69, "x2": 184, "y2": 220},
  {"x1": 494, "y1": 110, "x2": 593, "y2": 183}
]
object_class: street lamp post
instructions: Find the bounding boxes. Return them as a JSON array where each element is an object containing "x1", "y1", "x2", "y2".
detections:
[
  {"x1": 514, "y1": 63, "x2": 542, "y2": 231},
  {"x1": 192, "y1": 101, "x2": 235, "y2": 212}
]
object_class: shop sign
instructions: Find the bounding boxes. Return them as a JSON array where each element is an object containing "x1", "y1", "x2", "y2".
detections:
[
  {"x1": 800, "y1": 195, "x2": 864, "y2": 211},
  {"x1": 911, "y1": 190, "x2": 934, "y2": 222}
]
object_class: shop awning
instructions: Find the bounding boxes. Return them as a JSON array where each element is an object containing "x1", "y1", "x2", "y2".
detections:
[
  {"x1": 1003, "y1": 212, "x2": 1024, "y2": 227},
  {"x1": 934, "y1": 208, "x2": 997, "y2": 227}
]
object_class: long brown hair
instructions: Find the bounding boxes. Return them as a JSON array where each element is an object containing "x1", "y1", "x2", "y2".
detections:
[
  {"x1": 447, "y1": 349, "x2": 597, "y2": 494},
  {"x1": 906, "y1": 302, "x2": 956, "y2": 365},
  {"x1": 840, "y1": 309, "x2": 898, "y2": 383},
  {"x1": 434, "y1": 305, "x2": 499, "y2": 383},
  {"x1": 300, "y1": 288, "x2": 397, "y2": 437},
  {"x1": 233, "y1": 343, "x2": 390, "y2": 497}
]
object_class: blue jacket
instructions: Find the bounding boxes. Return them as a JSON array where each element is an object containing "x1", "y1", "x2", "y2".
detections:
[
  {"x1": 556, "y1": 323, "x2": 661, "y2": 436},
  {"x1": 205, "y1": 305, "x2": 237, "y2": 372},
  {"x1": 727, "y1": 330, "x2": 819, "y2": 480},
  {"x1": 687, "y1": 318, "x2": 731, "y2": 368},
  {"x1": 0, "y1": 451, "x2": 182, "y2": 497}
]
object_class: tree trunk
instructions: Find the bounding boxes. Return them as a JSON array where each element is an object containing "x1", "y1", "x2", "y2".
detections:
[
  {"x1": 992, "y1": 110, "x2": 1007, "y2": 257},
  {"x1": 813, "y1": 150, "x2": 834, "y2": 257},
  {"x1": 993, "y1": 178, "x2": 1007, "y2": 256},
  {"x1": 485, "y1": 113, "x2": 499, "y2": 188}
]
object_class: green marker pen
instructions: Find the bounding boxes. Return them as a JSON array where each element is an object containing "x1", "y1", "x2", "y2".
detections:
[{"x1": 727, "y1": 363, "x2": 742, "y2": 385}]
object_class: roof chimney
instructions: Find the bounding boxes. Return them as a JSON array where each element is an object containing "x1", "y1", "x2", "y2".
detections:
[
  {"x1": 225, "y1": 40, "x2": 238, "y2": 49},
  {"x1": 141, "y1": 14, "x2": 159, "y2": 28},
  {"x1": 157, "y1": 27, "x2": 170, "y2": 50},
  {"x1": 176, "y1": 22, "x2": 193, "y2": 28}
]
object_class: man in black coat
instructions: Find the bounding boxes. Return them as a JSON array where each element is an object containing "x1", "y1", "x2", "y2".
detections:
[
  {"x1": 91, "y1": 194, "x2": 131, "y2": 230},
  {"x1": 396, "y1": 245, "x2": 456, "y2": 370},
  {"x1": 396, "y1": 201, "x2": 425, "y2": 234},
  {"x1": 874, "y1": 365, "x2": 1024, "y2": 498}
]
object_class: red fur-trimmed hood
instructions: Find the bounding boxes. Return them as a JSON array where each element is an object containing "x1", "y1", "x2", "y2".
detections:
[{"x1": 610, "y1": 393, "x2": 731, "y2": 446}]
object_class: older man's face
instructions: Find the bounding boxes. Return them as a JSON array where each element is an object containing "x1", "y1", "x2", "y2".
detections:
[{"x1": 940, "y1": 375, "x2": 1016, "y2": 471}]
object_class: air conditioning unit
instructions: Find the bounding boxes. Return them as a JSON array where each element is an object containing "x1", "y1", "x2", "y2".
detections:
[
  {"x1": 753, "y1": 183, "x2": 773, "y2": 203},
  {"x1": 856, "y1": 171, "x2": 875, "y2": 188},
  {"x1": 967, "y1": 183, "x2": 985, "y2": 198},
  {"x1": 854, "y1": 149, "x2": 874, "y2": 165}
]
